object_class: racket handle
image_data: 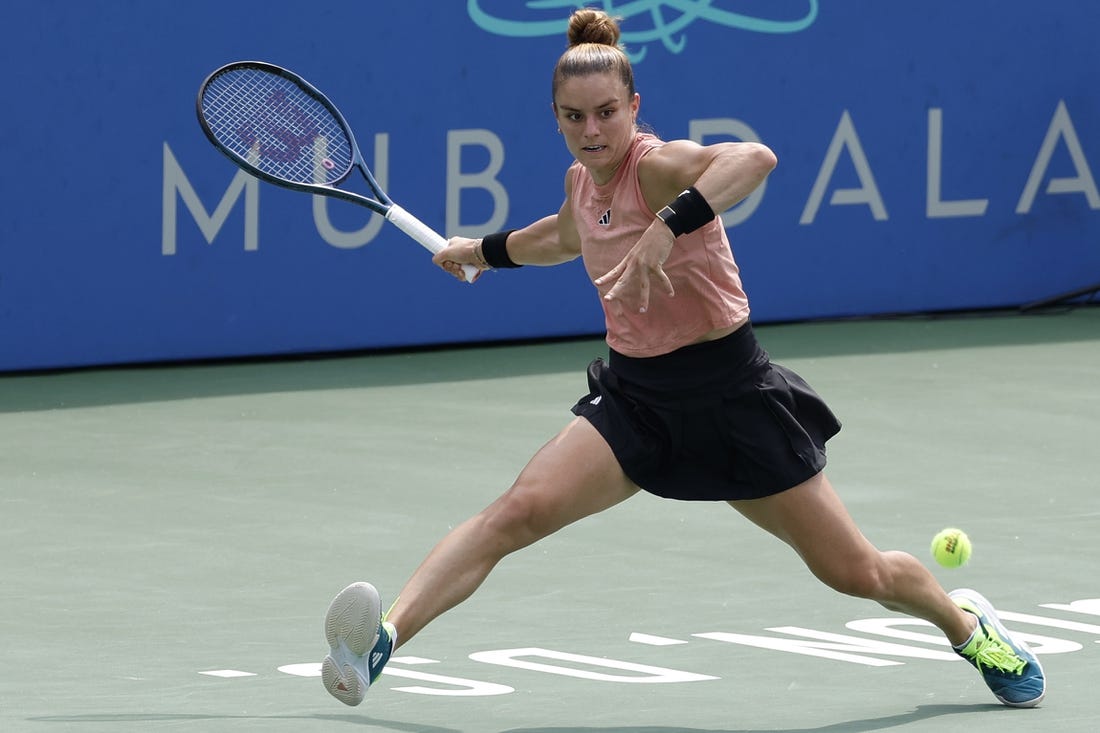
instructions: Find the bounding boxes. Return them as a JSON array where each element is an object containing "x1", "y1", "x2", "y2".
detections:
[{"x1": 386, "y1": 204, "x2": 478, "y2": 283}]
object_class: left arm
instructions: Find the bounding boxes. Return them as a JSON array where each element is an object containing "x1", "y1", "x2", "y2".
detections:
[{"x1": 596, "y1": 141, "x2": 777, "y2": 314}]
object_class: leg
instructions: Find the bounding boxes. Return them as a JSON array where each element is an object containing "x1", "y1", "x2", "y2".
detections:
[
  {"x1": 323, "y1": 417, "x2": 635, "y2": 705},
  {"x1": 729, "y1": 471, "x2": 975, "y2": 645},
  {"x1": 388, "y1": 417, "x2": 639, "y2": 647},
  {"x1": 730, "y1": 471, "x2": 1045, "y2": 707}
]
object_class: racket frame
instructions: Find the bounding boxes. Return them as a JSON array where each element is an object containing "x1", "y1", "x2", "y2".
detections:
[{"x1": 197, "y1": 60, "x2": 476, "y2": 281}]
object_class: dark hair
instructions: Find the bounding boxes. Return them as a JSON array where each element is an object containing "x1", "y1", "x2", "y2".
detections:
[{"x1": 552, "y1": 8, "x2": 635, "y2": 101}]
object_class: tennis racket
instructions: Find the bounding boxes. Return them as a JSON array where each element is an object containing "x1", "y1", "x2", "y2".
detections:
[{"x1": 196, "y1": 61, "x2": 477, "y2": 282}]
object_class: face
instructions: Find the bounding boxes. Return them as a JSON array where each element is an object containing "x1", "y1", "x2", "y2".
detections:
[{"x1": 553, "y1": 72, "x2": 639, "y2": 185}]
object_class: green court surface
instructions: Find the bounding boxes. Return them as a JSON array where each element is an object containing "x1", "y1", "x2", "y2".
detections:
[{"x1": 2, "y1": 309, "x2": 1098, "y2": 732}]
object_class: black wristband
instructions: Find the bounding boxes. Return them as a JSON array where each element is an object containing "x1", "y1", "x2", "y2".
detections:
[
  {"x1": 481, "y1": 229, "x2": 521, "y2": 268},
  {"x1": 655, "y1": 187, "x2": 716, "y2": 237}
]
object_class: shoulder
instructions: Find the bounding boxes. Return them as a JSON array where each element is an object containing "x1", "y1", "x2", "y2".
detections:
[
  {"x1": 638, "y1": 139, "x2": 708, "y2": 181},
  {"x1": 636, "y1": 138, "x2": 708, "y2": 207},
  {"x1": 564, "y1": 160, "x2": 586, "y2": 196}
]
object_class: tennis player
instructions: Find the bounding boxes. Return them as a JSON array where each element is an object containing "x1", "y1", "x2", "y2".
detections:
[{"x1": 322, "y1": 7, "x2": 1045, "y2": 710}]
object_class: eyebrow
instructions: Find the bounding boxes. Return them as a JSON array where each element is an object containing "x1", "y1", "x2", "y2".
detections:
[{"x1": 558, "y1": 98, "x2": 619, "y2": 113}]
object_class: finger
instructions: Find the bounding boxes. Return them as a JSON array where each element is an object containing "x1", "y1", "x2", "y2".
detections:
[
  {"x1": 655, "y1": 268, "x2": 675, "y2": 298},
  {"x1": 594, "y1": 261, "x2": 625, "y2": 286},
  {"x1": 442, "y1": 260, "x2": 466, "y2": 282},
  {"x1": 637, "y1": 276, "x2": 650, "y2": 314},
  {"x1": 605, "y1": 292, "x2": 625, "y2": 318}
]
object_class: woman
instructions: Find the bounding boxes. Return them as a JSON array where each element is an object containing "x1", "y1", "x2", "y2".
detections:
[{"x1": 321, "y1": 8, "x2": 1044, "y2": 711}]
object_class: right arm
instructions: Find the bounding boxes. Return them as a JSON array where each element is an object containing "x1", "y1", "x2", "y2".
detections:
[{"x1": 432, "y1": 172, "x2": 582, "y2": 281}]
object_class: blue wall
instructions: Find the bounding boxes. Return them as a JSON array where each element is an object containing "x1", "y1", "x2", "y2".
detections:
[{"x1": 3, "y1": 1, "x2": 1098, "y2": 371}]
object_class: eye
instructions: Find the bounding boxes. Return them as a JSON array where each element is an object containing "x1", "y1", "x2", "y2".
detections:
[
  {"x1": 567, "y1": 112, "x2": 582, "y2": 122},
  {"x1": 600, "y1": 108, "x2": 616, "y2": 119}
]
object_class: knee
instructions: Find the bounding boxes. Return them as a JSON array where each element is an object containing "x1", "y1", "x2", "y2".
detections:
[{"x1": 475, "y1": 482, "x2": 555, "y2": 551}]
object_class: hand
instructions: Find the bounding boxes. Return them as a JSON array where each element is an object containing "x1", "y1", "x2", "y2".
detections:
[
  {"x1": 431, "y1": 237, "x2": 488, "y2": 283},
  {"x1": 593, "y1": 221, "x2": 675, "y2": 315}
]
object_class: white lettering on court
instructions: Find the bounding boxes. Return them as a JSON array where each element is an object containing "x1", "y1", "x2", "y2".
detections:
[
  {"x1": 695, "y1": 627, "x2": 957, "y2": 666},
  {"x1": 1040, "y1": 598, "x2": 1100, "y2": 617},
  {"x1": 244, "y1": 598, "x2": 1099, "y2": 697},
  {"x1": 275, "y1": 658, "x2": 513, "y2": 696},
  {"x1": 844, "y1": 617, "x2": 1082, "y2": 655},
  {"x1": 469, "y1": 647, "x2": 717, "y2": 683}
]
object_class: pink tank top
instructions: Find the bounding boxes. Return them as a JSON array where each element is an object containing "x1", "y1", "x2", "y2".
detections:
[{"x1": 571, "y1": 133, "x2": 750, "y2": 357}]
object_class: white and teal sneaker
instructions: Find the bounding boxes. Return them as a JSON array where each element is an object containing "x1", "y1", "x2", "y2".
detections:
[
  {"x1": 949, "y1": 588, "x2": 1045, "y2": 708},
  {"x1": 321, "y1": 582, "x2": 396, "y2": 706}
]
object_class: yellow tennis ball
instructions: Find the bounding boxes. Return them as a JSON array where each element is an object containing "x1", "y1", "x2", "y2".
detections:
[{"x1": 931, "y1": 527, "x2": 972, "y2": 568}]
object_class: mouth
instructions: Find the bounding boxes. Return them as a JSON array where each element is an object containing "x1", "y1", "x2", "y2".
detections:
[{"x1": 581, "y1": 144, "x2": 607, "y2": 153}]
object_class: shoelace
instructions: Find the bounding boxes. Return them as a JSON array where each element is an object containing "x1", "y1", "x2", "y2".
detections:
[{"x1": 969, "y1": 631, "x2": 1027, "y2": 675}]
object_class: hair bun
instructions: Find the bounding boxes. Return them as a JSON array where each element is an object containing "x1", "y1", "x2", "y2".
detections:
[{"x1": 567, "y1": 8, "x2": 621, "y2": 47}]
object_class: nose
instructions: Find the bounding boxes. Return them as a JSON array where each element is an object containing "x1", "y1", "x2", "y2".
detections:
[{"x1": 584, "y1": 115, "x2": 600, "y2": 138}]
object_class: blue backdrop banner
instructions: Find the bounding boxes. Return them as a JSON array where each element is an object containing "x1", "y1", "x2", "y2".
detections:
[{"x1": 2, "y1": 1, "x2": 1098, "y2": 371}]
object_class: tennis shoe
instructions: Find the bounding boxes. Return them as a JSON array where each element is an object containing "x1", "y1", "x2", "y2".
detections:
[
  {"x1": 949, "y1": 588, "x2": 1045, "y2": 707},
  {"x1": 321, "y1": 582, "x2": 395, "y2": 706}
]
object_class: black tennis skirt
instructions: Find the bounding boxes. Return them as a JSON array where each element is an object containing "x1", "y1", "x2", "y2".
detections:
[{"x1": 571, "y1": 322, "x2": 841, "y2": 501}]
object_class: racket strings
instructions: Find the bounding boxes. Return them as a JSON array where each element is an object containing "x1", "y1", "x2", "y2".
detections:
[{"x1": 201, "y1": 67, "x2": 354, "y2": 185}]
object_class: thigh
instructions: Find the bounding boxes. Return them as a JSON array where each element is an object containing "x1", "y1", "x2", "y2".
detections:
[
  {"x1": 728, "y1": 472, "x2": 878, "y2": 574},
  {"x1": 490, "y1": 417, "x2": 641, "y2": 540}
]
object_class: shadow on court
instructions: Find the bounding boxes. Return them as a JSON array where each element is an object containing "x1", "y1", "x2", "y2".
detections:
[
  {"x1": 500, "y1": 703, "x2": 1011, "y2": 733},
  {"x1": 28, "y1": 704, "x2": 1011, "y2": 732},
  {"x1": 2, "y1": 307, "x2": 1098, "y2": 414},
  {"x1": 27, "y1": 713, "x2": 462, "y2": 732},
  {"x1": 0, "y1": 336, "x2": 603, "y2": 413}
]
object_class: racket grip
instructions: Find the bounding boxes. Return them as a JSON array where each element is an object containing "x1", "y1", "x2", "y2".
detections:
[{"x1": 386, "y1": 204, "x2": 477, "y2": 283}]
